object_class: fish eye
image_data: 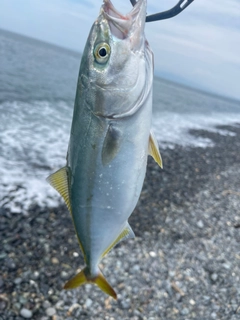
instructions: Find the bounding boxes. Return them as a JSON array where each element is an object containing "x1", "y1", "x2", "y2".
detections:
[
  {"x1": 99, "y1": 47, "x2": 107, "y2": 57},
  {"x1": 94, "y1": 42, "x2": 111, "y2": 64}
]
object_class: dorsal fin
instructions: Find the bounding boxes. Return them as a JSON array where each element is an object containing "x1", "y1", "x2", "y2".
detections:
[
  {"x1": 148, "y1": 130, "x2": 163, "y2": 168},
  {"x1": 101, "y1": 223, "x2": 135, "y2": 258},
  {"x1": 46, "y1": 167, "x2": 72, "y2": 213}
]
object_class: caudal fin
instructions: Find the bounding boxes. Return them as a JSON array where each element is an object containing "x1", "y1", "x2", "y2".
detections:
[{"x1": 63, "y1": 267, "x2": 117, "y2": 300}]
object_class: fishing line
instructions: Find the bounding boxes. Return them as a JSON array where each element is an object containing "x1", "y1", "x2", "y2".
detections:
[{"x1": 130, "y1": 0, "x2": 195, "y2": 22}]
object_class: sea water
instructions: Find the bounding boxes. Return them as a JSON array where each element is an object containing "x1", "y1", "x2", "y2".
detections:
[{"x1": 0, "y1": 29, "x2": 240, "y2": 213}]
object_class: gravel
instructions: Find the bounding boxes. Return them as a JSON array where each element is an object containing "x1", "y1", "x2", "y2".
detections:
[
  {"x1": 19, "y1": 308, "x2": 32, "y2": 318},
  {"x1": 45, "y1": 307, "x2": 56, "y2": 316},
  {"x1": 1, "y1": 124, "x2": 240, "y2": 319}
]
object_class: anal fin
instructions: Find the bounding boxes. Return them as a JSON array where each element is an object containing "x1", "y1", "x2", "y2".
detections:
[
  {"x1": 148, "y1": 129, "x2": 163, "y2": 168},
  {"x1": 101, "y1": 223, "x2": 135, "y2": 258}
]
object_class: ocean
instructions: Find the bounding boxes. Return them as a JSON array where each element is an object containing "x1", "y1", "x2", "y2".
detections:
[{"x1": 0, "y1": 28, "x2": 240, "y2": 213}]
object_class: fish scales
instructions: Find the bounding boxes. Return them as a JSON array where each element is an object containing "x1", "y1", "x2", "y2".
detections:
[{"x1": 47, "y1": 0, "x2": 162, "y2": 299}]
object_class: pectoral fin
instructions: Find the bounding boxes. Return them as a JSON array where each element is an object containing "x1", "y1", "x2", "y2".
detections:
[
  {"x1": 148, "y1": 130, "x2": 163, "y2": 168},
  {"x1": 102, "y1": 124, "x2": 122, "y2": 166},
  {"x1": 46, "y1": 167, "x2": 71, "y2": 213}
]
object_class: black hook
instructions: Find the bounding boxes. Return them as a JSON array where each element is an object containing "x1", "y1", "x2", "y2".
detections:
[{"x1": 130, "y1": 0, "x2": 195, "y2": 22}]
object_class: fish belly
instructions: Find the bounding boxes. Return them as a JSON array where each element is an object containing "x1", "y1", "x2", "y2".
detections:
[{"x1": 68, "y1": 92, "x2": 152, "y2": 268}]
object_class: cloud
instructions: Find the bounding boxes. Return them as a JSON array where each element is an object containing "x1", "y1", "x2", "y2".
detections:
[{"x1": 144, "y1": 0, "x2": 240, "y2": 99}]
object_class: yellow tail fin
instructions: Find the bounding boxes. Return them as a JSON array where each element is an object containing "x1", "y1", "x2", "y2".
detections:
[{"x1": 63, "y1": 267, "x2": 117, "y2": 300}]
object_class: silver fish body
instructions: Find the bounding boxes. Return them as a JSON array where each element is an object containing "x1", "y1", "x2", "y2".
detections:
[{"x1": 47, "y1": 0, "x2": 162, "y2": 299}]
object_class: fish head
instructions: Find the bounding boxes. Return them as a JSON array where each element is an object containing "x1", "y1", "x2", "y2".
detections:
[{"x1": 80, "y1": 0, "x2": 153, "y2": 118}]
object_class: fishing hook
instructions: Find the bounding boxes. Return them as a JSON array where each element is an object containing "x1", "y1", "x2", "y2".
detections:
[{"x1": 130, "y1": 0, "x2": 195, "y2": 22}]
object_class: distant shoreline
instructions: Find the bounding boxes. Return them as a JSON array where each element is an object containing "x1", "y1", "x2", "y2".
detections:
[{"x1": 1, "y1": 27, "x2": 239, "y2": 103}]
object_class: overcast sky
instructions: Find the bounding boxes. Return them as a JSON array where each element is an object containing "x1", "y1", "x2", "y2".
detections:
[{"x1": 0, "y1": 0, "x2": 240, "y2": 100}]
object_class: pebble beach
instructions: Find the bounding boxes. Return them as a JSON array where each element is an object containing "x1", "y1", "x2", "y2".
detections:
[{"x1": 1, "y1": 124, "x2": 240, "y2": 320}]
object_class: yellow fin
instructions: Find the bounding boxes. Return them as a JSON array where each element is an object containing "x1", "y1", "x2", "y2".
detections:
[
  {"x1": 102, "y1": 223, "x2": 135, "y2": 259},
  {"x1": 64, "y1": 268, "x2": 87, "y2": 290},
  {"x1": 94, "y1": 271, "x2": 117, "y2": 299},
  {"x1": 47, "y1": 167, "x2": 86, "y2": 258},
  {"x1": 148, "y1": 130, "x2": 163, "y2": 168},
  {"x1": 64, "y1": 267, "x2": 117, "y2": 300},
  {"x1": 46, "y1": 167, "x2": 71, "y2": 213}
]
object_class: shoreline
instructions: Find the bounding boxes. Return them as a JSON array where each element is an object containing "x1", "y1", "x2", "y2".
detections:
[{"x1": 1, "y1": 124, "x2": 240, "y2": 319}]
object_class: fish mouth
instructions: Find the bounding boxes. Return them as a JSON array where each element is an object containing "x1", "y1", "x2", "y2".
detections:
[{"x1": 101, "y1": 0, "x2": 146, "y2": 40}]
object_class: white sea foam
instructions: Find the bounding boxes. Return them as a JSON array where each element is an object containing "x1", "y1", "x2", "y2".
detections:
[
  {"x1": 153, "y1": 111, "x2": 239, "y2": 149},
  {"x1": 0, "y1": 100, "x2": 239, "y2": 213},
  {"x1": 0, "y1": 100, "x2": 71, "y2": 213}
]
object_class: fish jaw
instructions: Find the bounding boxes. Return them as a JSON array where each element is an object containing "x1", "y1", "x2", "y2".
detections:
[
  {"x1": 101, "y1": 0, "x2": 147, "y2": 50},
  {"x1": 76, "y1": 0, "x2": 151, "y2": 118}
]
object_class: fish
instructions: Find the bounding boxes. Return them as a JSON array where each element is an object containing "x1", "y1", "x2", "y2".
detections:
[{"x1": 47, "y1": 0, "x2": 162, "y2": 300}]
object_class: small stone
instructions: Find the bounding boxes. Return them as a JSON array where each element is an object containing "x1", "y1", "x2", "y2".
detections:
[
  {"x1": 121, "y1": 300, "x2": 130, "y2": 309},
  {"x1": 20, "y1": 308, "x2": 33, "y2": 318},
  {"x1": 222, "y1": 263, "x2": 231, "y2": 269},
  {"x1": 132, "y1": 265, "x2": 140, "y2": 272},
  {"x1": 7, "y1": 258, "x2": 16, "y2": 270},
  {"x1": 0, "y1": 253, "x2": 7, "y2": 260},
  {"x1": 36, "y1": 217, "x2": 45, "y2": 224},
  {"x1": 189, "y1": 299, "x2": 195, "y2": 305},
  {"x1": 46, "y1": 307, "x2": 56, "y2": 316},
  {"x1": 19, "y1": 296, "x2": 27, "y2": 305},
  {"x1": 48, "y1": 288, "x2": 54, "y2": 295},
  {"x1": 60, "y1": 271, "x2": 69, "y2": 279},
  {"x1": 211, "y1": 273, "x2": 218, "y2": 282},
  {"x1": 169, "y1": 270, "x2": 175, "y2": 277},
  {"x1": 149, "y1": 251, "x2": 157, "y2": 257},
  {"x1": 181, "y1": 308, "x2": 189, "y2": 315},
  {"x1": 13, "y1": 302, "x2": 21, "y2": 310},
  {"x1": 116, "y1": 260, "x2": 122, "y2": 268},
  {"x1": 73, "y1": 252, "x2": 79, "y2": 257},
  {"x1": 44, "y1": 243, "x2": 50, "y2": 253},
  {"x1": 22, "y1": 270, "x2": 31, "y2": 279},
  {"x1": 85, "y1": 284, "x2": 92, "y2": 292},
  {"x1": 32, "y1": 271, "x2": 40, "y2": 280},
  {"x1": 203, "y1": 295, "x2": 210, "y2": 301},
  {"x1": 51, "y1": 295, "x2": 59, "y2": 303},
  {"x1": 14, "y1": 277, "x2": 22, "y2": 285},
  {"x1": 211, "y1": 312, "x2": 217, "y2": 319},
  {"x1": 164, "y1": 280, "x2": 173, "y2": 296},
  {"x1": 43, "y1": 300, "x2": 51, "y2": 309},
  {"x1": 68, "y1": 303, "x2": 82, "y2": 316},
  {"x1": 51, "y1": 257, "x2": 59, "y2": 264},
  {"x1": 197, "y1": 220, "x2": 204, "y2": 228},
  {"x1": 44, "y1": 257, "x2": 50, "y2": 264},
  {"x1": 85, "y1": 298, "x2": 93, "y2": 308},
  {"x1": 55, "y1": 300, "x2": 64, "y2": 309}
]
